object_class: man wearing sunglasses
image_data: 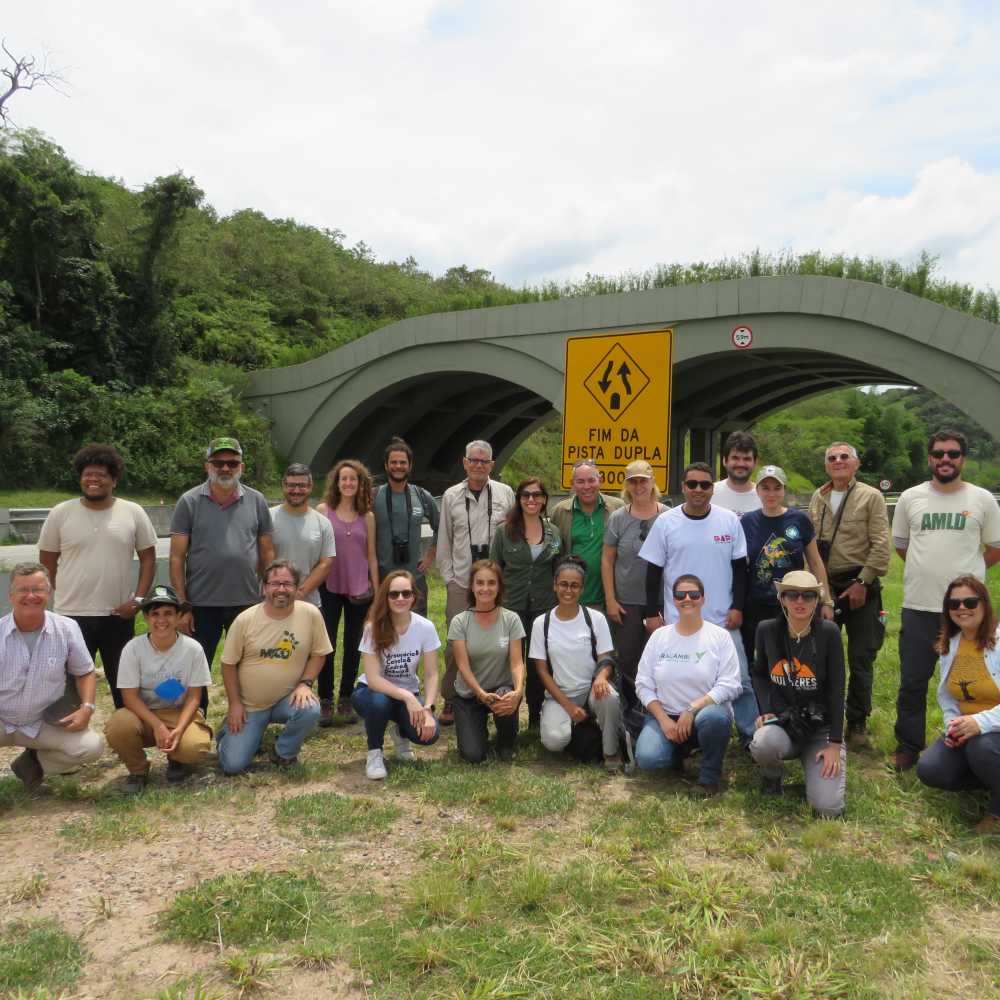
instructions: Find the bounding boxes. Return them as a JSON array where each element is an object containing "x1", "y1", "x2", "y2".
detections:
[
  {"x1": 891, "y1": 429, "x2": 1000, "y2": 772},
  {"x1": 638, "y1": 462, "x2": 757, "y2": 747},
  {"x1": 808, "y1": 441, "x2": 890, "y2": 750},
  {"x1": 170, "y1": 437, "x2": 275, "y2": 708}
]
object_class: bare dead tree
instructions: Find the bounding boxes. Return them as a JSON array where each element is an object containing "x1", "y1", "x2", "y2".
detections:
[{"x1": 0, "y1": 39, "x2": 68, "y2": 126}]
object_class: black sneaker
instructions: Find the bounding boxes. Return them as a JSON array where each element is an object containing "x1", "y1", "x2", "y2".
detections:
[
  {"x1": 166, "y1": 759, "x2": 190, "y2": 784},
  {"x1": 498, "y1": 745, "x2": 517, "y2": 763},
  {"x1": 124, "y1": 771, "x2": 149, "y2": 796},
  {"x1": 269, "y1": 747, "x2": 298, "y2": 767},
  {"x1": 11, "y1": 749, "x2": 44, "y2": 792}
]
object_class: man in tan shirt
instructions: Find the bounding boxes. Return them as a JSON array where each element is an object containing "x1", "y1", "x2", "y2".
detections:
[
  {"x1": 217, "y1": 560, "x2": 332, "y2": 773},
  {"x1": 808, "y1": 442, "x2": 890, "y2": 748}
]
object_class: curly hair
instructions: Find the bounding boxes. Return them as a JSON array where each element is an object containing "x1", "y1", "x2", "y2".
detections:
[
  {"x1": 323, "y1": 459, "x2": 374, "y2": 513},
  {"x1": 72, "y1": 444, "x2": 124, "y2": 481}
]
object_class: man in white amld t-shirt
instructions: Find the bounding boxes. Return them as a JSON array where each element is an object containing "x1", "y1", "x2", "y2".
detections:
[
  {"x1": 712, "y1": 431, "x2": 762, "y2": 518},
  {"x1": 890, "y1": 429, "x2": 1000, "y2": 772},
  {"x1": 638, "y1": 461, "x2": 758, "y2": 746}
]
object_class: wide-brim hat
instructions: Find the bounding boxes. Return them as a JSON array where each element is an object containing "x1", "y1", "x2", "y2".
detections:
[{"x1": 775, "y1": 570, "x2": 824, "y2": 600}]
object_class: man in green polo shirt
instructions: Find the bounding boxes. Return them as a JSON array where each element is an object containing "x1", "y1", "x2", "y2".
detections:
[{"x1": 550, "y1": 461, "x2": 624, "y2": 610}]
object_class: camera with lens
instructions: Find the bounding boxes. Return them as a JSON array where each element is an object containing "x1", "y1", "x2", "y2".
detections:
[
  {"x1": 392, "y1": 539, "x2": 410, "y2": 564},
  {"x1": 776, "y1": 705, "x2": 825, "y2": 742},
  {"x1": 470, "y1": 543, "x2": 489, "y2": 562}
]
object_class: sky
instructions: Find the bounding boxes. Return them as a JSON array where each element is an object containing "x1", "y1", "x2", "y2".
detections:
[{"x1": 5, "y1": 1, "x2": 1000, "y2": 290}]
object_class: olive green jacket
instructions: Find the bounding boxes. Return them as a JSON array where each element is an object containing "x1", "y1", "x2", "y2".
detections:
[
  {"x1": 490, "y1": 519, "x2": 562, "y2": 614},
  {"x1": 549, "y1": 493, "x2": 625, "y2": 555}
]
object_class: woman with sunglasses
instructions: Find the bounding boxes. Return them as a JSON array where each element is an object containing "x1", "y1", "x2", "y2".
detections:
[
  {"x1": 529, "y1": 555, "x2": 623, "y2": 771},
  {"x1": 634, "y1": 574, "x2": 741, "y2": 796},
  {"x1": 351, "y1": 570, "x2": 440, "y2": 780},
  {"x1": 449, "y1": 560, "x2": 526, "y2": 762},
  {"x1": 749, "y1": 570, "x2": 846, "y2": 816},
  {"x1": 602, "y1": 460, "x2": 668, "y2": 731},
  {"x1": 916, "y1": 575, "x2": 1000, "y2": 835},
  {"x1": 316, "y1": 459, "x2": 380, "y2": 726},
  {"x1": 490, "y1": 478, "x2": 561, "y2": 730},
  {"x1": 741, "y1": 465, "x2": 832, "y2": 666}
]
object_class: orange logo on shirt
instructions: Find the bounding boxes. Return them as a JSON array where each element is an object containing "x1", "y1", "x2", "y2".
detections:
[{"x1": 770, "y1": 657, "x2": 817, "y2": 690}]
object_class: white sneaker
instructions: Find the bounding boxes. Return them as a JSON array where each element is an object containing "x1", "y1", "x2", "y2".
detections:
[
  {"x1": 392, "y1": 725, "x2": 415, "y2": 761},
  {"x1": 366, "y1": 749, "x2": 387, "y2": 780}
]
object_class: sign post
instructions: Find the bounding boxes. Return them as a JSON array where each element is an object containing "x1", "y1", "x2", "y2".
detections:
[{"x1": 561, "y1": 329, "x2": 673, "y2": 492}]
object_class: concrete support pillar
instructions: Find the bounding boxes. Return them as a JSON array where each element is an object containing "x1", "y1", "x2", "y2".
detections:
[{"x1": 689, "y1": 427, "x2": 720, "y2": 473}]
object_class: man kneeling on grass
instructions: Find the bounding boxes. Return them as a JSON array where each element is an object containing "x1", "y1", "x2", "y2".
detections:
[
  {"x1": 104, "y1": 585, "x2": 213, "y2": 793},
  {"x1": 217, "y1": 560, "x2": 332, "y2": 774}
]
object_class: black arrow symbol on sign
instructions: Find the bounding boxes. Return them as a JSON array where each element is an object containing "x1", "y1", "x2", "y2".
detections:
[
  {"x1": 597, "y1": 361, "x2": 613, "y2": 393},
  {"x1": 617, "y1": 362, "x2": 632, "y2": 394}
]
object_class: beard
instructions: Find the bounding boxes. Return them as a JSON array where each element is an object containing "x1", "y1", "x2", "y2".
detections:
[
  {"x1": 726, "y1": 467, "x2": 752, "y2": 484},
  {"x1": 932, "y1": 467, "x2": 960, "y2": 484},
  {"x1": 387, "y1": 468, "x2": 409, "y2": 483},
  {"x1": 209, "y1": 470, "x2": 241, "y2": 489},
  {"x1": 82, "y1": 489, "x2": 110, "y2": 502}
]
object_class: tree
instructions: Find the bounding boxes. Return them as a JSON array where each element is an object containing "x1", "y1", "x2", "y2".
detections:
[{"x1": 0, "y1": 41, "x2": 67, "y2": 126}]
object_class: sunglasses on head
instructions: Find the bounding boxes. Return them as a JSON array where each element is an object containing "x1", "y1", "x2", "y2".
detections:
[
  {"x1": 826, "y1": 452, "x2": 853, "y2": 463},
  {"x1": 673, "y1": 589, "x2": 702, "y2": 601},
  {"x1": 930, "y1": 449, "x2": 963, "y2": 460},
  {"x1": 782, "y1": 590, "x2": 819, "y2": 603},
  {"x1": 388, "y1": 589, "x2": 414, "y2": 600},
  {"x1": 684, "y1": 479, "x2": 713, "y2": 491},
  {"x1": 946, "y1": 596, "x2": 981, "y2": 610}
]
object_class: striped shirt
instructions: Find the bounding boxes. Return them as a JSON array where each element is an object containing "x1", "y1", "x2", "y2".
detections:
[{"x1": 0, "y1": 611, "x2": 94, "y2": 738}]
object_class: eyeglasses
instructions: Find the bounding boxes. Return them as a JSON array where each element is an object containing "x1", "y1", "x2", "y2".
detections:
[
  {"x1": 520, "y1": 491, "x2": 546, "y2": 500},
  {"x1": 388, "y1": 589, "x2": 414, "y2": 600},
  {"x1": 210, "y1": 459, "x2": 241, "y2": 469},
  {"x1": 12, "y1": 587, "x2": 49, "y2": 597},
  {"x1": 825, "y1": 452, "x2": 853, "y2": 463},
  {"x1": 930, "y1": 449, "x2": 963, "y2": 460},
  {"x1": 946, "y1": 596, "x2": 981, "y2": 610},
  {"x1": 782, "y1": 590, "x2": 819, "y2": 602},
  {"x1": 555, "y1": 581, "x2": 583, "y2": 591},
  {"x1": 267, "y1": 581, "x2": 297, "y2": 590},
  {"x1": 673, "y1": 589, "x2": 702, "y2": 601},
  {"x1": 466, "y1": 457, "x2": 491, "y2": 466},
  {"x1": 639, "y1": 520, "x2": 652, "y2": 541},
  {"x1": 683, "y1": 480, "x2": 713, "y2": 491}
]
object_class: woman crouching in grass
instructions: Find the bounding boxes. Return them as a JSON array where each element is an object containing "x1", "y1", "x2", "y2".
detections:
[
  {"x1": 917, "y1": 575, "x2": 1000, "y2": 836},
  {"x1": 449, "y1": 560, "x2": 526, "y2": 763},
  {"x1": 352, "y1": 570, "x2": 440, "y2": 780}
]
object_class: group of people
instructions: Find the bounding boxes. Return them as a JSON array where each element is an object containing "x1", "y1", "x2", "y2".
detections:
[{"x1": 2, "y1": 427, "x2": 998, "y2": 833}]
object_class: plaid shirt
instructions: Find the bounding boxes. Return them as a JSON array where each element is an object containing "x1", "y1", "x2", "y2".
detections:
[{"x1": 0, "y1": 611, "x2": 94, "y2": 738}]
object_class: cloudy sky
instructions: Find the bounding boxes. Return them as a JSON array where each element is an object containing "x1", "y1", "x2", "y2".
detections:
[{"x1": 6, "y1": 1, "x2": 1000, "y2": 290}]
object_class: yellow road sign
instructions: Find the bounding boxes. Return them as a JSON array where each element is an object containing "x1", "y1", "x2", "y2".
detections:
[{"x1": 561, "y1": 329, "x2": 672, "y2": 491}]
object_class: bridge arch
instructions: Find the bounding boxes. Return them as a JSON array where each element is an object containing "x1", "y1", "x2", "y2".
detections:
[{"x1": 245, "y1": 275, "x2": 1000, "y2": 491}]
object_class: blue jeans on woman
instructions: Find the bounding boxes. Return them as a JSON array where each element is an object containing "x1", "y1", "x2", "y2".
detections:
[
  {"x1": 634, "y1": 704, "x2": 731, "y2": 786},
  {"x1": 217, "y1": 693, "x2": 321, "y2": 775},
  {"x1": 351, "y1": 684, "x2": 441, "y2": 751}
]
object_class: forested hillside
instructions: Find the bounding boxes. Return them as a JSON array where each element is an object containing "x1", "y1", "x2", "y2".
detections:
[{"x1": 1, "y1": 129, "x2": 997, "y2": 494}]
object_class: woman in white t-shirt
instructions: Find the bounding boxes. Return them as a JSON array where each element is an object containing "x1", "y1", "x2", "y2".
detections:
[
  {"x1": 529, "y1": 555, "x2": 623, "y2": 772},
  {"x1": 634, "y1": 573, "x2": 741, "y2": 796},
  {"x1": 352, "y1": 570, "x2": 440, "y2": 780},
  {"x1": 449, "y1": 560, "x2": 526, "y2": 764}
]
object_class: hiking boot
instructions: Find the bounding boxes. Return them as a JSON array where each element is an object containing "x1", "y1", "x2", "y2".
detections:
[
  {"x1": 319, "y1": 698, "x2": 334, "y2": 729},
  {"x1": 890, "y1": 749, "x2": 918, "y2": 773},
  {"x1": 366, "y1": 749, "x2": 387, "y2": 780},
  {"x1": 846, "y1": 722, "x2": 871, "y2": 751},
  {"x1": 439, "y1": 701, "x2": 455, "y2": 726},
  {"x1": 498, "y1": 744, "x2": 516, "y2": 763},
  {"x1": 392, "y1": 725, "x2": 414, "y2": 761},
  {"x1": 335, "y1": 697, "x2": 356, "y2": 725},
  {"x1": 269, "y1": 747, "x2": 299, "y2": 768},
  {"x1": 761, "y1": 776, "x2": 783, "y2": 797},
  {"x1": 689, "y1": 782, "x2": 721, "y2": 798},
  {"x1": 604, "y1": 753, "x2": 623, "y2": 774},
  {"x1": 124, "y1": 771, "x2": 149, "y2": 796},
  {"x1": 973, "y1": 815, "x2": 1000, "y2": 837},
  {"x1": 11, "y1": 749, "x2": 44, "y2": 792},
  {"x1": 166, "y1": 759, "x2": 190, "y2": 784},
  {"x1": 527, "y1": 713, "x2": 541, "y2": 734}
]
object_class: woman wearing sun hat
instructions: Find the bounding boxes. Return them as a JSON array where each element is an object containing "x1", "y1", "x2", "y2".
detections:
[{"x1": 749, "y1": 569, "x2": 847, "y2": 816}]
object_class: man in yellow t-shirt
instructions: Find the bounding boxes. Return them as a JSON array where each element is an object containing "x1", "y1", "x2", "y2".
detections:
[{"x1": 217, "y1": 560, "x2": 332, "y2": 774}]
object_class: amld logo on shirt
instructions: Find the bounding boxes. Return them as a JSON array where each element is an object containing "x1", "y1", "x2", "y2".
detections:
[
  {"x1": 920, "y1": 511, "x2": 971, "y2": 531},
  {"x1": 658, "y1": 650, "x2": 707, "y2": 662}
]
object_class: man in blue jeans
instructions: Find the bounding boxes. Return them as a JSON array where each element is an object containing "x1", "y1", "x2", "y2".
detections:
[{"x1": 217, "y1": 560, "x2": 331, "y2": 774}]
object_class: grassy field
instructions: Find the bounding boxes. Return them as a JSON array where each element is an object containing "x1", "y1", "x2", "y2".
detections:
[{"x1": 1, "y1": 559, "x2": 999, "y2": 998}]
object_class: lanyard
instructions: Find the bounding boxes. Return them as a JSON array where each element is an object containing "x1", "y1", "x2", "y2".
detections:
[{"x1": 464, "y1": 484, "x2": 493, "y2": 548}]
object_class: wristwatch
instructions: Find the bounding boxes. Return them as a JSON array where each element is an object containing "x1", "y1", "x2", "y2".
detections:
[
  {"x1": 81, "y1": 702, "x2": 96, "y2": 712},
  {"x1": 300, "y1": 679, "x2": 315, "y2": 689}
]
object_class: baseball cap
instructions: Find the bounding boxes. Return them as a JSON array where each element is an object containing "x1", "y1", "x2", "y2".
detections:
[
  {"x1": 141, "y1": 584, "x2": 183, "y2": 610},
  {"x1": 206, "y1": 436, "x2": 243, "y2": 458},
  {"x1": 755, "y1": 464, "x2": 788, "y2": 486},
  {"x1": 625, "y1": 460, "x2": 654, "y2": 479}
]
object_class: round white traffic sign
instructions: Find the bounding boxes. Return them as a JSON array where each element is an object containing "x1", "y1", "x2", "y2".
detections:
[
  {"x1": 879, "y1": 479, "x2": 892, "y2": 491},
  {"x1": 732, "y1": 325, "x2": 753, "y2": 349}
]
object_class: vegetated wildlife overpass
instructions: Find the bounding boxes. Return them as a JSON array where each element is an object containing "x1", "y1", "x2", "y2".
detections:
[{"x1": 244, "y1": 275, "x2": 1000, "y2": 493}]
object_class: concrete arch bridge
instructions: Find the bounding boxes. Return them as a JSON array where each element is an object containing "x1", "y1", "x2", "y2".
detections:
[{"x1": 244, "y1": 275, "x2": 1000, "y2": 493}]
